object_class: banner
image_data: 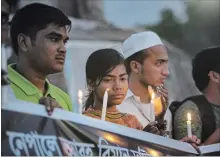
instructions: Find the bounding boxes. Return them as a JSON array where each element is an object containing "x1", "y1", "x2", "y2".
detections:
[{"x1": 1, "y1": 100, "x2": 219, "y2": 156}]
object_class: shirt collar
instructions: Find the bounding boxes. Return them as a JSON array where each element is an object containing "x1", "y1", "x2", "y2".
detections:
[
  {"x1": 8, "y1": 64, "x2": 54, "y2": 97},
  {"x1": 125, "y1": 89, "x2": 141, "y2": 102}
]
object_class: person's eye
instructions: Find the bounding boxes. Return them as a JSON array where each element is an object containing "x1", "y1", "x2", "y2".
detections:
[
  {"x1": 156, "y1": 61, "x2": 163, "y2": 66},
  {"x1": 51, "y1": 37, "x2": 59, "y2": 42},
  {"x1": 120, "y1": 77, "x2": 127, "y2": 81},
  {"x1": 103, "y1": 78, "x2": 112, "y2": 83},
  {"x1": 64, "y1": 40, "x2": 68, "y2": 45}
]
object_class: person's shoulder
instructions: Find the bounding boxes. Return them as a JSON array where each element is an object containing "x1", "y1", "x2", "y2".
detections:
[
  {"x1": 173, "y1": 99, "x2": 202, "y2": 140},
  {"x1": 50, "y1": 84, "x2": 69, "y2": 97},
  {"x1": 83, "y1": 111, "x2": 94, "y2": 118},
  {"x1": 175, "y1": 99, "x2": 200, "y2": 120},
  {"x1": 178, "y1": 100, "x2": 199, "y2": 111},
  {"x1": 49, "y1": 84, "x2": 72, "y2": 110},
  {"x1": 83, "y1": 109, "x2": 100, "y2": 119}
]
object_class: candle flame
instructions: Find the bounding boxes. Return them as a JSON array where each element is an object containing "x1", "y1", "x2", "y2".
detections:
[
  {"x1": 78, "y1": 90, "x2": 83, "y2": 98},
  {"x1": 148, "y1": 149, "x2": 160, "y2": 157},
  {"x1": 187, "y1": 113, "x2": 191, "y2": 121},
  {"x1": 106, "y1": 88, "x2": 110, "y2": 92},
  {"x1": 148, "y1": 85, "x2": 155, "y2": 100},
  {"x1": 104, "y1": 134, "x2": 116, "y2": 143},
  {"x1": 151, "y1": 92, "x2": 155, "y2": 100},
  {"x1": 149, "y1": 85, "x2": 164, "y2": 116}
]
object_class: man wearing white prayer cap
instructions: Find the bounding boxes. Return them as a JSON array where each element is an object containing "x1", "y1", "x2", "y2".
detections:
[{"x1": 117, "y1": 31, "x2": 172, "y2": 136}]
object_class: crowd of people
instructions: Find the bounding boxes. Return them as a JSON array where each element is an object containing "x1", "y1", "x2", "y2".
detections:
[{"x1": 1, "y1": 1, "x2": 220, "y2": 155}]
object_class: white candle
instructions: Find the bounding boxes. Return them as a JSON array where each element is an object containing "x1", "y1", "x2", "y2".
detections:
[
  {"x1": 187, "y1": 113, "x2": 192, "y2": 137},
  {"x1": 78, "y1": 90, "x2": 83, "y2": 114},
  {"x1": 101, "y1": 88, "x2": 109, "y2": 121}
]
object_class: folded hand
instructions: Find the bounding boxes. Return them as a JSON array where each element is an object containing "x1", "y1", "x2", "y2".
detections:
[{"x1": 39, "y1": 96, "x2": 62, "y2": 116}]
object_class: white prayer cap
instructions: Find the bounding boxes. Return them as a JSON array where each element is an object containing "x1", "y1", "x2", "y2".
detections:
[{"x1": 122, "y1": 31, "x2": 163, "y2": 58}]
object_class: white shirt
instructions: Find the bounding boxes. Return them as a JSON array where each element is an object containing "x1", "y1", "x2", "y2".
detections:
[{"x1": 117, "y1": 90, "x2": 172, "y2": 133}]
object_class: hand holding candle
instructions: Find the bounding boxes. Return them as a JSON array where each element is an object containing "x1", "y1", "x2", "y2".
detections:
[
  {"x1": 187, "y1": 112, "x2": 192, "y2": 137},
  {"x1": 101, "y1": 88, "x2": 109, "y2": 121},
  {"x1": 78, "y1": 90, "x2": 83, "y2": 114}
]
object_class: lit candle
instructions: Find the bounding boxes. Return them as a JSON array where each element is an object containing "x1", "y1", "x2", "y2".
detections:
[
  {"x1": 187, "y1": 113, "x2": 192, "y2": 137},
  {"x1": 149, "y1": 86, "x2": 163, "y2": 117},
  {"x1": 148, "y1": 149, "x2": 160, "y2": 157},
  {"x1": 78, "y1": 90, "x2": 83, "y2": 114},
  {"x1": 101, "y1": 88, "x2": 109, "y2": 121}
]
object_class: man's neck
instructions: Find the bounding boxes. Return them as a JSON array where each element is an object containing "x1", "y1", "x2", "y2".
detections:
[
  {"x1": 129, "y1": 75, "x2": 150, "y2": 104},
  {"x1": 203, "y1": 85, "x2": 220, "y2": 106},
  {"x1": 16, "y1": 61, "x2": 47, "y2": 93}
]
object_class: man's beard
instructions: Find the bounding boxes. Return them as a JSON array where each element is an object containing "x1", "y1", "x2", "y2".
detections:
[
  {"x1": 139, "y1": 66, "x2": 160, "y2": 91},
  {"x1": 139, "y1": 66, "x2": 150, "y2": 89}
]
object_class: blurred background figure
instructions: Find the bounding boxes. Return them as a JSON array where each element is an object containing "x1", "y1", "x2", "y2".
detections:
[
  {"x1": 1, "y1": 0, "x2": 18, "y2": 72},
  {"x1": 1, "y1": 0, "x2": 19, "y2": 104},
  {"x1": 2, "y1": 0, "x2": 220, "y2": 112}
]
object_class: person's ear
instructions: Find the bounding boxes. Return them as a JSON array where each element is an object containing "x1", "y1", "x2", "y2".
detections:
[
  {"x1": 17, "y1": 33, "x2": 32, "y2": 53},
  {"x1": 130, "y1": 61, "x2": 142, "y2": 74},
  {"x1": 208, "y1": 71, "x2": 220, "y2": 83}
]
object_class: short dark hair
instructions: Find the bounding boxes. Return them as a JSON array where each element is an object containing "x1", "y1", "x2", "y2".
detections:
[
  {"x1": 85, "y1": 48, "x2": 124, "y2": 110},
  {"x1": 125, "y1": 50, "x2": 148, "y2": 74},
  {"x1": 10, "y1": 3, "x2": 71, "y2": 55},
  {"x1": 192, "y1": 46, "x2": 220, "y2": 92}
]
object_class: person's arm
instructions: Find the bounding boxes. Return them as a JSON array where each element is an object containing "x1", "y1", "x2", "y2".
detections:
[
  {"x1": 53, "y1": 86, "x2": 73, "y2": 112},
  {"x1": 174, "y1": 100, "x2": 202, "y2": 140},
  {"x1": 202, "y1": 128, "x2": 220, "y2": 145}
]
